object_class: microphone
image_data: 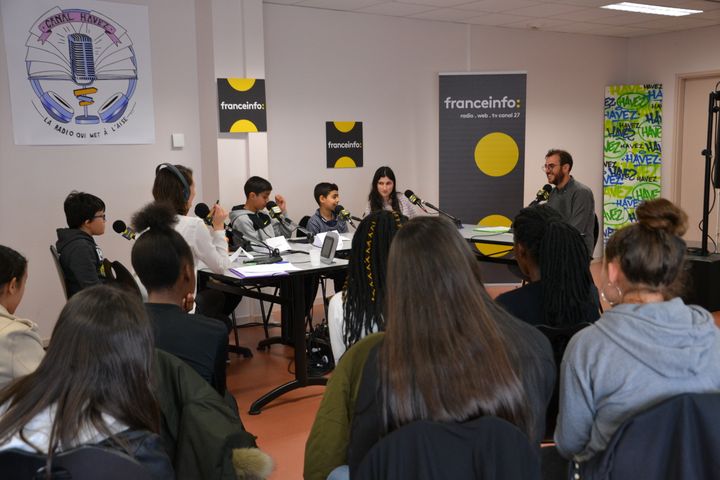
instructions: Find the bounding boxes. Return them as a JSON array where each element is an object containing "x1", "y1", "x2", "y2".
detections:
[
  {"x1": 334, "y1": 205, "x2": 361, "y2": 227},
  {"x1": 403, "y1": 190, "x2": 429, "y2": 213},
  {"x1": 404, "y1": 190, "x2": 462, "y2": 228},
  {"x1": 194, "y1": 202, "x2": 213, "y2": 226},
  {"x1": 112, "y1": 220, "x2": 136, "y2": 240},
  {"x1": 529, "y1": 184, "x2": 553, "y2": 206},
  {"x1": 266, "y1": 201, "x2": 315, "y2": 242},
  {"x1": 240, "y1": 233, "x2": 283, "y2": 264},
  {"x1": 68, "y1": 33, "x2": 96, "y2": 85}
]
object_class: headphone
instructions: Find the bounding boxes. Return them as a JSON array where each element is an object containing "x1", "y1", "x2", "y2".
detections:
[{"x1": 155, "y1": 163, "x2": 190, "y2": 202}]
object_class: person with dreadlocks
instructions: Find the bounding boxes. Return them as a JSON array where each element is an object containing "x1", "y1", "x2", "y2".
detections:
[
  {"x1": 496, "y1": 205, "x2": 601, "y2": 327},
  {"x1": 326, "y1": 210, "x2": 403, "y2": 362}
]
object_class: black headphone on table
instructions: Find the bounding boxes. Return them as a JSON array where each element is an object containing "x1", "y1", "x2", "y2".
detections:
[{"x1": 155, "y1": 163, "x2": 190, "y2": 202}]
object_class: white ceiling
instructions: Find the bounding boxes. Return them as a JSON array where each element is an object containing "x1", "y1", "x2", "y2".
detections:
[{"x1": 264, "y1": 0, "x2": 720, "y2": 37}]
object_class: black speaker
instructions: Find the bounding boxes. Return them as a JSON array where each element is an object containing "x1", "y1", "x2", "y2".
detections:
[{"x1": 684, "y1": 252, "x2": 720, "y2": 312}]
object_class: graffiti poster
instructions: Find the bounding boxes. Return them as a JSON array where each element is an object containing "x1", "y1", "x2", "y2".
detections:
[
  {"x1": 603, "y1": 84, "x2": 662, "y2": 242},
  {"x1": 1, "y1": 0, "x2": 155, "y2": 145},
  {"x1": 439, "y1": 72, "x2": 526, "y2": 282}
]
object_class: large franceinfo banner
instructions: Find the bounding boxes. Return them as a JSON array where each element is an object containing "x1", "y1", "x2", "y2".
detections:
[
  {"x1": 603, "y1": 84, "x2": 662, "y2": 243},
  {"x1": 1, "y1": 0, "x2": 155, "y2": 145},
  {"x1": 439, "y1": 72, "x2": 526, "y2": 282}
]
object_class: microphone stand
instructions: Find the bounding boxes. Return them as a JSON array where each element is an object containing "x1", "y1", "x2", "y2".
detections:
[
  {"x1": 244, "y1": 237, "x2": 284, "y2": 264},
  {"x1": 422, "y1": 201, "x2": 463, "y2": 228},
  {"x1": 700, "y1": 90, "x2": 720, "y2": 256}
]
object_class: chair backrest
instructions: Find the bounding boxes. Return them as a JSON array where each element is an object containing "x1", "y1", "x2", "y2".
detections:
[
  {"x1": 49, "y1": 245, "x2": 69, "y2": 300},
  {"x1": 106, "y1": 260, "x2": 142, "y2": 298},
  {"x1": 593, "y1": 213, "x2": 600, "y2": 250},
  {"x1": 578, "y1": 393, "x2": 720, "y2": 480},
  {"x1": 355, "y1": 417, "x2": 540, "y2": 480},
  {"x1": 0, "y1": 445, "x2": 152, "y2": 480},
  {"x1": 536, "y1": 322, "x2": 592, "y2": 441},
  {"x1": 297, "y1": 216, "x2": 311, "y2": 237}
]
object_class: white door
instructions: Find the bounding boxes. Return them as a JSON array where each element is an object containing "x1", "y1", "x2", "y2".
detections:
[{"x1": 677, "y1": 75, "x2": 720, "y2": 248}]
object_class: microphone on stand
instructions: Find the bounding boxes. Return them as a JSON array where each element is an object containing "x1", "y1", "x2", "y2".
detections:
[
  {"x1": 112, "y1": 220, "x2": 136, "y2": 240},
  {"x1": 403, "y1": 190, "x2": 429, "y2": 213},
  {"x1": 404, "y1": 190, "x2": 463, "y2": 228},
  {"x1": 334, "y1": 205, "x2": 361, "y2": 227},
  {"x1": 529, "y1": 184, "x2": 553, "y2": 207},
  {"x1": 266, "y1": 201, "x2": 315, "y2": 242},
  {"x1": 236, "y1": 231, "x2": 283, "y2": 264}
]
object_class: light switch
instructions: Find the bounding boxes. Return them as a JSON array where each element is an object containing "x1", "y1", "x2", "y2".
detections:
[{"x1": 171, "y1": 133, "x2": 185, "y2": 148}]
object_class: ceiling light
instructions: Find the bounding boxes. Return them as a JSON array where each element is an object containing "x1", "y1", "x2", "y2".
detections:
[{"x1": 601, "y1": 2, "x2": 702, "y2": 16}]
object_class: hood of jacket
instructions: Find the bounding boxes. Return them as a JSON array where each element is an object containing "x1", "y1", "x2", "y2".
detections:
[
  {"x1": 55, "y1": 228, "x2": 94, "y2": 253},
  {"x1": 228, "y1": 205, "x2": 252, "y2": 225},
  {"x1": 596, "y1": 297, "x2": 718, "y2": 378}
]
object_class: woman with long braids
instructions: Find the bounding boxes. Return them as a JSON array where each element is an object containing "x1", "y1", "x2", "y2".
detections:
[
  {"x1": 327, "y1": 210, "x2": 403, "y2": 361},
  {"x1": 305, "y1": 217, "x2": 554, "y2": 480},
  {"x1": 496, "y1": 205, "x2": 601, "y2": 326},
  {"x1": 556, "y1": 199, "x2": 720, "y2": 463}
]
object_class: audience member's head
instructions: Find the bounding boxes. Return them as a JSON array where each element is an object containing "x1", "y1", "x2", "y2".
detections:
[
  {"x1": 152, "y1": 163, "x2": 194, "y2": 215},
  {"x1": 380, "y1": 216, "x2": 531, "y2": 435},
  {"x1": 63, "y1": 191, "x2": 106, "y2": 233},
  {"x1": 131, "y1": 202, "x2": 195, "y2": 296},
  {"x1": 368, "y1": 166, "x2": 399, "y2": 212},
  {"x1": 513, "y1": 205, "x2": 596, "y2": 325},
  {"x1": 0, "y1": 245, "x2": 28, "y2": 315},
  {"x1": 0, "y1": 285, "x2": 158, "y2": 463},
  {"x1": 604, "y1": 198, "x2": 688, "y2": 302},
  {"x1": 342, "y1": 210, "x2": 403, "y2": 348}
]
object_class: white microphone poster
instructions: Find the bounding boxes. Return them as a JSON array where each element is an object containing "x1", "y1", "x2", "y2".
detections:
[
  {"x1": 1, "y1": 0, "x2": 155, "y2": 145},
  {"x1": 439, "y1": 72, "x2": 526, "y2": 282}
]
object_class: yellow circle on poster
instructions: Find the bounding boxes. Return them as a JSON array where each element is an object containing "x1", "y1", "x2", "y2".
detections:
[
  {"x1": 228, "y1": 78, "x2": 256, "y2": 91},
  {"x1": 334, "y1": 156, "x2": 357, "y2": 168},
  {"x1": 475, "y1": 214, "x2": 512, "y2": 257},
  {"x1": 230, "y1": 119, "x2": 258, "y2": 132},
  {"x1": 333, "y1": 121, "x2": 356, "y2": 133},
  {"x1": 474, "y1": 132, "x2": 519, "y2": 177}
]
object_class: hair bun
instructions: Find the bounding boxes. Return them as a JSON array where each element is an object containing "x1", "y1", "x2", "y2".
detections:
[
  {"x1": 635, "y1": 198, "x2": 688, "y2": 237},
  {"x1": 132, "y1": 202, "x2": 178, "y2": 233}
]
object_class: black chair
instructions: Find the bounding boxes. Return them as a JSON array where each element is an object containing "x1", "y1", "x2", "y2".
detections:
[
  {"x1": 49, "y1": 245, "x2": 69, "y2": 300},
  {"x1": 355, "y1": 417, "x2": 541, "y2": 480},
  {"x1": 106, "y1": 259, "x2": 143, "y2": 298},
  {"x1": 593, "y1": 213, "x2": 600, "y2": 251},
  {"x1": 536, "y1": 322, "x2": 592, "y2": 441},
  {"x1": 575, "y1": 393, "x2": 720, "y2": 480},
  {"x1": 0, "y1": 445, "x2": 152, "y2": 480}
]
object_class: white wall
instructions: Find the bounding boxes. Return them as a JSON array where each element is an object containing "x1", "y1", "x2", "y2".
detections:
[
  {"x1": 0, "y1": 0, "x2": 207, "y2": 336},
  {"x1": 264, "y1": 5, "x2": 627, "y2": 258},
  {"x1": 264, "y1": 5, "x2": 467, "y2": 220},
  {"x1": 626, "y1": 25, "x2": 720, "y2": 200}
]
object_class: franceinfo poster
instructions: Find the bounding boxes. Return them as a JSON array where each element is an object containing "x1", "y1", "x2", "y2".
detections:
[{"x1": 439, "y1": 72, "x2": 526, "y2": 281}]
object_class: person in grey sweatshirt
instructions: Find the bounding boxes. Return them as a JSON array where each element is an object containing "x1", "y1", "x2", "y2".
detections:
[
  {"x1": 228, "y1": 176, "x2": 293, "y2": 252},
  {"x1": 555, "y1": 198, "x2": 720, "y2": 462}
]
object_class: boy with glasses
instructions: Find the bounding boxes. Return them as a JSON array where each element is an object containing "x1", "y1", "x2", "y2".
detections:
[{"x1": 55, "y1": 191, "x2": 108, "y2": 297}]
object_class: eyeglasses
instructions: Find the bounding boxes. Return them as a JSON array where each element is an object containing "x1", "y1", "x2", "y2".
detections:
[
  {"x1": 541, "y1": 163, "x2": 560, "y2": 172},
  {"x1": 93, "y1": 214, "x2": 107, "y2": 221}
]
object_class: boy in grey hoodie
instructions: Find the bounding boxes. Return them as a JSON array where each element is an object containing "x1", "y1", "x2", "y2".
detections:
[{"x1": 229, "y1": 176, "x2": 294, "y2": 251}]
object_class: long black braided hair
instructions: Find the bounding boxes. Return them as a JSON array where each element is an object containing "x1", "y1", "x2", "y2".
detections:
[
  {"x1": 513, "y1": 205, "x2": 598, "y2": 326},
  {"x1": 342, "y1": 209, "x2": 404, "y2": 348}
]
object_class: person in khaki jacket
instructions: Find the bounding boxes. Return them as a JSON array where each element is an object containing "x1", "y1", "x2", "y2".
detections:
[{"x1": 0, "y1": 245, "x2": 44, "y2": 389}]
